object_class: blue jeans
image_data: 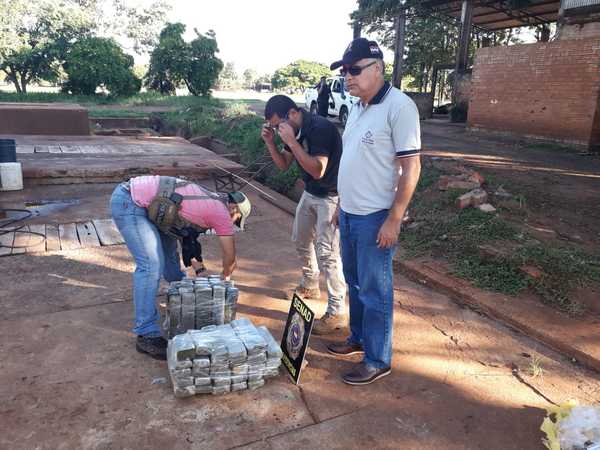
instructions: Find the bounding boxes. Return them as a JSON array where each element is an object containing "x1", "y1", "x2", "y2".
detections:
[
  {"x1": 339, "y1": 209, "x2": 395, "y2": 369},
  {"x1": 110, "y1": 184, "x2": 184, "y2": 337}
]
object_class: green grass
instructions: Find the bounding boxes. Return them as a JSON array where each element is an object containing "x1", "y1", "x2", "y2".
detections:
[
  {"x1": 157, "y1": 99, "x2": 301, "y2": 195},
  {"x1": 88, "y1": 109, "x2": 150, "y2": 118},
  {"x1": 453, "y1": 257, "x2": 530, "y2": 295},
  {"x1": 400, "y1": 164, "x2": 600, "y2": 314},
  {"x1": 0, "y1": 91, "x2": 224, "y2": 108}
]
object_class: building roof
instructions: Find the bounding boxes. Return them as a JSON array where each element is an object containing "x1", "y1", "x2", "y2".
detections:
[{"x1": 418, "y1": 0, "x2": 561, "y2": 31}]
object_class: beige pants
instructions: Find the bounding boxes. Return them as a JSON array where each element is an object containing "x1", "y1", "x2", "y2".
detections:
[{"x1": 291, "y1": 191, "x2": 346, "y2": 315}]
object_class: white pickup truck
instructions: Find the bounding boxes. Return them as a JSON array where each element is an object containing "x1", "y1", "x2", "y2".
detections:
[{"x1": 304, "y1": 76, "x2": 358, "y2": 126}]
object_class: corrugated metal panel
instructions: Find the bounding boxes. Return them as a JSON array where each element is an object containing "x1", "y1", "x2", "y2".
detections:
[{"x1": 563, "y1": 0, "x2": 600, "y2": 10}]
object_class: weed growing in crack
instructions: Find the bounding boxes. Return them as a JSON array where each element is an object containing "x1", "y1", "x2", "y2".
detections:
[{"x1": 527, "y1": 355, "x2": 544, "y2": 379}]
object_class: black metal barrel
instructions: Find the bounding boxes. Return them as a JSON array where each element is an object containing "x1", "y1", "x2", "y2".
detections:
[{"x1": 0, "y1": 139, "x2": 16, "y2": 163}]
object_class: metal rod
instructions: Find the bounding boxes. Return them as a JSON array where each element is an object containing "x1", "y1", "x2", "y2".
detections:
[{"x1": 210, "y1": 163, "x2": 277, "y2": 201}]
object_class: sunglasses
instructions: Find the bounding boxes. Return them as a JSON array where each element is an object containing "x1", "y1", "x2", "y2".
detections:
[
  {"x1": 340, "y1": 60, "x2": 377, "y2": 77},
  {"x1": 264, "y1": 113, "x2": 289, "y2": 131}
]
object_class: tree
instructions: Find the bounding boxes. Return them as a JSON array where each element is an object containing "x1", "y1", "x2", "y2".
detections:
[
  {"x1": 109, "y1": 0, "x2": 172, "y2": 54},
  {"x1": 271, "y1": 60, "x2": 330, "y2": 92},
  {"x1": 185, "y1": 29, "x2": 224, "y2": 96},
  {"x1": 0, "y1": 0, "x2": 94, "y2": 93},
  {"x1": 144, "y1": 23, "x2": 188, "y2": 95},
  {"x1": 62, "y1": 36, "x2": 141, "y2": 96},
  {"x1": 145, "y1": 23, "x2": 223, "y2": 96},
  {"x1": 218, "y1": 62, "x2": 239, "y2": 90},
  {"x1": 243, "y1": 68, "x2": 258, "y2": 89},
  {"x1": 0, "y1": 0, "x2": 171, "y2": 94},
  {"x1": 353, "y1": 0, "x2": 526, "y2": 95}
]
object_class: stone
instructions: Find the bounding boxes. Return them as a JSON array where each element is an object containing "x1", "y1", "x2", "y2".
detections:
[
  {"x1": 437, "y1": 176, "x2": 450, "y2": 191},
  {"x1": 521, "y1": 265, "x2": 544, "y2": 279},
  {"x1": 456, "y1": 189, "x2": 488, "y2": 209},
  {"x1": 448, "y1": 180, "x2": 481, "y2": 191},
  {"x1": 495, "y1": 187, "x2": 513, "y2": 198},
  {"x1": 457, "y1": 193, "x2": 473, "y2": 209},
  {"x1": 468, "y1": 171, "x2": 485, "y2": 186},
  {"x1": 478, "y1": 203, "x2": 497, "y2": 213}
]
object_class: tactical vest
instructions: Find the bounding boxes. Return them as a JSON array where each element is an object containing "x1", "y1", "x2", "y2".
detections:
[{"x1": 146, "y1": 176, "x2": 227, "y2": 239}]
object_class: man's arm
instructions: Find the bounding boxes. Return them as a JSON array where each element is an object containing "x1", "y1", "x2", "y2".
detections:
[
  {"x1": 278, "y1": 122, "x2": 328, "y2": 180},
  {"x1": 218, "y1": 235, "x2": 236, "y2": 278},
  {"x1": 261, "y1": 125, "x2": 294, "y2": 171},
  {"x1": 376, "y1": 155, "x2": 421, "y2": 249}
]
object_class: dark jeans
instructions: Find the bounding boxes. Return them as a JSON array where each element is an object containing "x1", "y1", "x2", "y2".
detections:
[
  {"x1": 317, "y1": 100, "x2": 329, "y2": 117},
  {"x1": 339, "y1": 209, "x2": 395, "y2": 369}
]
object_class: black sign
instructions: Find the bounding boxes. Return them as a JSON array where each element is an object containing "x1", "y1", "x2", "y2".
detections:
[{"x1": 280, "y1": 293, "x2": 315, "y2": 384}]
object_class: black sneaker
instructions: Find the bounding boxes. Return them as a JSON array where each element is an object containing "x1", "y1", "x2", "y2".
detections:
[{"x1": 136, "y1": 336, "x2": 168, "y2": 360}]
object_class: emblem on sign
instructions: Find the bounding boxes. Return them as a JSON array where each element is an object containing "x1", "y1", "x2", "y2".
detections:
[{"x1": 280, "y1": 293, "x2": 315, "y2": 384}]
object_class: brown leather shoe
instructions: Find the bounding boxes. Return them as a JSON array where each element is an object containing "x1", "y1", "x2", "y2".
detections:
[
  {"x1": 286, "y1": 285, "x2": 321, "y2": 300},
  {"x1": 327, "y1": 341, "x2": 364, "y2": 356},
  {"x1": 312, "y1": 312, "x2": 347, "y2": 335},
  {"x1": 342, "y1": 363, "x2": 391, "y2": 386}
]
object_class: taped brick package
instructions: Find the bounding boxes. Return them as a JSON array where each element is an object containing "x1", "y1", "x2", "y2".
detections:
[{"x1": 167, "y1": 319, "x2": 282, "y2": 398}]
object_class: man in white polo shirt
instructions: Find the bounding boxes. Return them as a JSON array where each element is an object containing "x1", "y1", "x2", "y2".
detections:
[{"x1": 327, "y1": 38, "x2": 421, "y2": 385}]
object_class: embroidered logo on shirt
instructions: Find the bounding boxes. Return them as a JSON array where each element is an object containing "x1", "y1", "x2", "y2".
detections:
[{"x1": 361, "y1": 130, "x2": 374, "y2": 145}]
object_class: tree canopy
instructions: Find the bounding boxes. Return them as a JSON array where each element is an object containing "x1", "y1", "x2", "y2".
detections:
[
  {"x1": 62, "y1": 36, "x2": 141, "y2": 96},
  {"x1": 0, "y1": 0, "x2": 170, "y2": 93},
  {"x1": 271, "y1": 60, "x2": 331, "y2": 92},
  {"x1": 145, "y1": 23, "x2": 223, "y2": 96},
  {"x1": 0, "y1": 0, "x2": 93, "y2": 92}
]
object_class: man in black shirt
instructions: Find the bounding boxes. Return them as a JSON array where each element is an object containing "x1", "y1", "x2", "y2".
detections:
[
  {"x1": 262, "y1": 95, "x2": 346, "y2": 335},
  {"x1": 317, "y1": 76, "x2": 333, "y2": 117}
]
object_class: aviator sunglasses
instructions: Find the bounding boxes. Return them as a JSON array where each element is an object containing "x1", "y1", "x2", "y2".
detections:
[{"x1": 340, "y1": 60, "x2": 377, "y2": 77}]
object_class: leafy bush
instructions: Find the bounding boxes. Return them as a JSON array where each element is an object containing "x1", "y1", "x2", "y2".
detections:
[
  {"x1": 62, "y1": 37, "x2": 140, "y2": 96},
  {"x1": 271, "y1": 60, "x2": 331, "y2": 92}
]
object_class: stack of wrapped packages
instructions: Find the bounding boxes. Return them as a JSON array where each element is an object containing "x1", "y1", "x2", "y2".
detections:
[
  {"x1": 541, "y1": 401, "x2": 600, "y2": 450},
  {"x1": 167, "y1": 318, "x2": 283, "y2": 397},
  {"x1": 163, "y1": 276, "x2": 239, "y2": 338}
]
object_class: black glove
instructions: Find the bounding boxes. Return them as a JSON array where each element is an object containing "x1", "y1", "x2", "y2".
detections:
[{"x1": 181, "y1": 228, "x2": 203, "y2": 268}]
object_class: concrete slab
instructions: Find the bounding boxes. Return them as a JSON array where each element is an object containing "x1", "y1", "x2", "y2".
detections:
[
  {"x1": 0, "y1": 102, "x2": 89, "y2": 135},
  {"x1": 0, "y1": 301, "x2": 313, "y2": 450},
  {"x1": 0, "y1": 134, "x2": 243, "y2": 184},
  {"x1": 245, "y1": 393, "x2": 543, "y2": 450},
  {"x1": 396, "y1": 258, "x2": 600, "y2": 372}
]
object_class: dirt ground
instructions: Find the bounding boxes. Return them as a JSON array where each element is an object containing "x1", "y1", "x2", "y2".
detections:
[
  {"x1": 421, "y1": 120, "x2": 600, "y2": 249},
  {"x1": 1, "y1": 182, "x2": 600, "y2": 450}
]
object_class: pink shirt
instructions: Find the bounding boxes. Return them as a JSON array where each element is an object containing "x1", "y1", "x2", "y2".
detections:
[{"x1": 129, "y1": 175, "x2": 234, "y2": 236}]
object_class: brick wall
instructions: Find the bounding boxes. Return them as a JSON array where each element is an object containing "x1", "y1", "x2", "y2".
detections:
[
  {"x1": 468, "y1": 38, "x2": 600, "y2": 149},
  {"x1": 561, "y1": 21, "x2": 600, "y2": 40}
]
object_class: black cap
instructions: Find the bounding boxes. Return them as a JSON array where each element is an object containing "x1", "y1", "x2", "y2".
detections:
[{"x1": 330, "y1": 38, "x2": 384, "y2": 70}]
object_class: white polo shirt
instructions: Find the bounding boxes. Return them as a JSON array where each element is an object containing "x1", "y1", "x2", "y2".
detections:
[{"x1": 338, "y1": 82, "x2": 421, "y2": 215}]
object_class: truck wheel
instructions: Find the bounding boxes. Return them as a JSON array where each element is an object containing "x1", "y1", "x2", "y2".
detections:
[
  {"x1": 310, "y1": 102, "x2": 318, "y2": 115},
  {"x1": 339, "y1": 106, "x2": 348, "y2": 126}
]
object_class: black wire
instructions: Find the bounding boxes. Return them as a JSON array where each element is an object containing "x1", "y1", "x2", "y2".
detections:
[{"x1": 0, "y1": 208, "x2": 46, "y2": 251}]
